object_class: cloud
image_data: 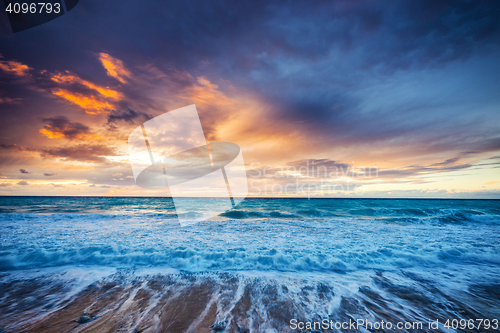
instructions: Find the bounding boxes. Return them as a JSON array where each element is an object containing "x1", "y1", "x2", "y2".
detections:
[
  {"x1": 0, "y1": 183, "x2": 10, "y2": 187},
  {"x1": 51, "y1": 89, "x2": 116, "y2": 115},
  {"x1": 39, "y1": 144, "x2": 117, "y2": 163},
  {"x1": 250, "y1": 156, "x2": 479, "y2": 184},
  {"x1": 17, "y1": 180, "x2": 29, "y2": 185},
  {"x1": 107, "y1": 109, "x2": 151, "y2": 125},
  {"x1": 40, "y1": 116, "x2": 103, "y2": 140},
  {"x1": 0, "y1": 144, "x2": 29, "y2": 159},
  {"x1": 51, "y1": 71, "x2": 122, "y2": 99},
  {"x1": 286, "y1": 159, "x2": 351, "y2": 171},
  {"x1": 44, "y1": 173, "x2": 57, "y2": 176},
  {"x1": 0, "y1": 57, "x2": 30, "y2": 76},
  {"x1": 471, "y1": 137, "x2": 500, "y2": 154},
  {"x1": 0, "y1": 97, "x2": 22, "y2": 104},
  {"x1": 49, "y1": 71, "x2": 122, "y2": 114},
  {"x1": 377, "y1": 160, "x2": 474, "y2": 179},
  {"x1": 430, "y1": 157, "x2": 461, "y2": 166},
  {"x1": 19, "y1": 168, "x2": 30, "y2": 174},
  {"x1": 0, "y1": 141, "x2": 117, "y2": 164},
  {"x1": 99, "y1": 53, "x2": 131, "y2": 83}
]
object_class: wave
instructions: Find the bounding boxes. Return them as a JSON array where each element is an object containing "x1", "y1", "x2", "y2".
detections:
[
  {"x1": 1, "y1": 197, "x2": 498, "y2": 225},
  {"x1": 0, "y1": 212, "x2": 178, "y2": 221},
  {"x1": 0, "y1": 199, "x2": 499, "y2": 274},
  {"x1": 220, "y1": 210, "x2": 299, "y2": 219},
  {"x1": 218, "y1": 208, "x2": 500, "y2": 225},
  {"x1": 1, "y1": 266, "x2": 500, "y2": 332},
  {"x1": 2, "y1": 231, "x2": 499, "y2": 273}
]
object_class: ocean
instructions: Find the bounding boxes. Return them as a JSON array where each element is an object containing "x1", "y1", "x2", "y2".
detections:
[{"x1": 0, "y1": 197, "x2": 499, "y2": 332}]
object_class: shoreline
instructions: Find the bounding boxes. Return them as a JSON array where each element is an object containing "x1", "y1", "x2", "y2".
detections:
[{"x1": 1, "y1": 267, "x2": 499, "y2": 333}]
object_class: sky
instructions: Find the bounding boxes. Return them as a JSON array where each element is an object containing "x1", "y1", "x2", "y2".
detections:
[{"x1": 0, "y1": 0, "x2": 499, "y2": 198}]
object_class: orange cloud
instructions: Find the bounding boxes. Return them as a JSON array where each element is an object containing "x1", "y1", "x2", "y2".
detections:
[
  {"x1": 39, "y1": 128, "x2": 65, "y2": 139},
  {"x1": 52, "y1": 88, "x2": 115, "y2": 114},
  {"x1": 183, "y1": 76, "x2": 234, "y2": 107},
  {"x1": 484, "y1": 180, "x2": 499, "y2": 186},
  {"x1": 39, "y1": 128, "x2": 104, "y2": 141},
  {"x1": 50, "y1": 71, "x2": 122, "y2": 114},
  {"x1": 0, "y1": 58, "x2": 30, "y2": 76},
  {"x1": 99, "y1": 53, "x2": 131, "y2": 83},
  {"x1": 51, "y1": 72, "x2": 122, "y2": 100}
]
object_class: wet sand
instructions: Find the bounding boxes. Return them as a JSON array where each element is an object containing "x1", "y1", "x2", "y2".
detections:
[{"x1": 1, "y1": 270, "x2": 499, "y2": 333}]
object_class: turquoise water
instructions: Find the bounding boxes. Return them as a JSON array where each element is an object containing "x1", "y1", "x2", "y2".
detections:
[{"x1": 1, "y1": 197, "x2": 499, "y2": 272}]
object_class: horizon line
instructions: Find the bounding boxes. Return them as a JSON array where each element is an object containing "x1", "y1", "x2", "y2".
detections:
[{"x1": 0, "y1": 195, "x2": 498, "y2": 200}]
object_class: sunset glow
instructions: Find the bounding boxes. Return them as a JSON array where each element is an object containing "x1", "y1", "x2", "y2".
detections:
[{"x1": 0, "y1": 1, "x2": 499, "y2": 198}]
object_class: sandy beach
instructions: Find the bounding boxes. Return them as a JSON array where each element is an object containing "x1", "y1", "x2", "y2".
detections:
[{"x1": 1, "y1": 268, "x2": 500, "y2": 333}]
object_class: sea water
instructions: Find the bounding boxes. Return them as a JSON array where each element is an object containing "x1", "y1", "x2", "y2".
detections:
[{"x1": 1, "y1": 197, "x2": 499, "y2": 332}]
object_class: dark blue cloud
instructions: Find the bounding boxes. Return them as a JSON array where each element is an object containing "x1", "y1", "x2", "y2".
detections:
[{"x1": 2, "y1": 1, "x2": 498, "y2": 73}]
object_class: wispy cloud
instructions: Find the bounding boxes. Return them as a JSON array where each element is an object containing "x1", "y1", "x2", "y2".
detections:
[
  {"x1": 99, "y1": 53, "x2": 131, "y2": 84},
  {"x1": 49, "y1": 71, "x2": 122, "y2": 114},
  {"x1": 52, "y1": 89, "x2": 115, "y2": 114},
  {"x1": 40, "y1": 116, "x2": 104, "y2": 140},
  {"x1": 0, "y1": 97, "x2": 22, "y2": 104},
  {"x1": 107, "y1": 109, "x2": 151, "y2": 126},
  {"x1": 39, "y1": 144, "x2": 117, "y2": 163},
  {"x1": 0, "y1": 56, "x2": 30, "y2": 76}
]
